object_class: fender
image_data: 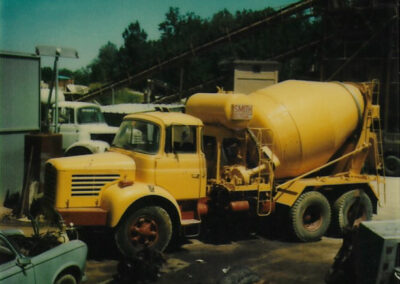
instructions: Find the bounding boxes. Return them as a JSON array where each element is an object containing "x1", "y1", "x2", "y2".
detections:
[
  {"x1": 101, "y1": 181, "x2": 181, "y2": 227},
  {"x1": 275, "y1": 176, "x2": 379, "y2": 208},
  {"x1": 65, "y1": 140, "x2": 110, "y2": 154}
]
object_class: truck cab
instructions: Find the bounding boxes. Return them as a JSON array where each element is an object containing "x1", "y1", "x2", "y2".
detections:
[
  {"x1": 110, "y1": 112, "x2": 207, "y2": 199},
  {"x1": 45, "y1": 111, "x2": 206, "y2": 255},
  {"x1": 51, "y1": 101, "x2": 118, "y2": 155}
]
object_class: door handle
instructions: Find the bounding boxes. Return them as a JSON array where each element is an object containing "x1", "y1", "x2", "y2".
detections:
[{"x1": 192, "y1": 173, "x2": 200, "y2": 179}]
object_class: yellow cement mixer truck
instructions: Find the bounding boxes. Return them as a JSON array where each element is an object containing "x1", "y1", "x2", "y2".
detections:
[{"x1": 42, "y1": 80, "x2": 384, "y2": 256}]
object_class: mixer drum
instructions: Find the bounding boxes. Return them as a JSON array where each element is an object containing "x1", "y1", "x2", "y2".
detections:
[{"x1": 248, "y1": 80, "x2": 365, "y2": 178}]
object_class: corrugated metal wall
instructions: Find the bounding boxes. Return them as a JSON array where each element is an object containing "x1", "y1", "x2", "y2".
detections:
[{"x1": 0, "y1": 52, "x2": 40, "y2": 204}]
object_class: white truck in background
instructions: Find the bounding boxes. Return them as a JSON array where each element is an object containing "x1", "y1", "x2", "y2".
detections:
[{"x1": 50, "y1": 101, "x2": 118, "y2": 156}]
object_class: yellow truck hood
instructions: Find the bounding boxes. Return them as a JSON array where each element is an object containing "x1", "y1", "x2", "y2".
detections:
[{"x1": 49, "y1": 152, "x2": 135, "y2": 172}]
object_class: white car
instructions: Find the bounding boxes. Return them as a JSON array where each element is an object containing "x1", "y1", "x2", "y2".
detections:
[{"x1": 0, "y1": 230, "x2": 87, "y2": 284}]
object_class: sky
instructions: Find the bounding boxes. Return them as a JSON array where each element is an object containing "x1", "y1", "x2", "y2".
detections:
[{"x1": 0, "y1": 0, "x2": 296, "y2": 71}]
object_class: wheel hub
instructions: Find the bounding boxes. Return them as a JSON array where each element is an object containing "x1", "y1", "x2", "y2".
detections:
[
  {"x1": 303, "y1": 205, "x2": 323, "y2": 232},
  {"x1": 129, "y1": 217, "x2": 159, "y2": 247},
  {"x1": 348, "y1": 203, "x2": 366, "y2": 227}
]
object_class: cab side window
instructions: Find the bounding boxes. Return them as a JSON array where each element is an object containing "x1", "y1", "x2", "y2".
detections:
[
  {"x1": 203, "y1": 135, "x2": 217, "y2": 178},
  {"x1": 58, "y1": 107, "x2": 74, "y2": 124},
  {"x1": 170, "y1": 126, "x2": 197, "y2": 153},
  {"x1": 203, "y1": 135, "x2": 216, "y2": 160}
]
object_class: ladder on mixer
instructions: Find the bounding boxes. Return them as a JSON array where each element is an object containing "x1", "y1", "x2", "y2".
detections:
[
  {"x1": 248, "y1": 128, "x2": 275, "y2": 217},
  {"x1": 370, "y1": 79, "x2": 386, "y2": 203}
]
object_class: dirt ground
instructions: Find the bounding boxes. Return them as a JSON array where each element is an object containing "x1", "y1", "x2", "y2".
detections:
[
  {"x1": 84, "y1": 232, "x2": 342, "y2": 284},
  {"x1": 83, "y1": 178, "x2": 399, "y2": 284},
  {"x1": 1, "y1": 177, "x2": 398, "y2": 284}
]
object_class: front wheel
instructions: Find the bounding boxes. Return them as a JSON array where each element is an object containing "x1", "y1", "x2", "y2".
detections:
[
  {"x1": 115, "y1": 206, "x2": 172, "y2": 257},
  {"x1": 290, "y1": 191, "x2": 331, "y2": 242},
  {"x1": 332, "y1": 190, "x2": 373, "y2": 235}
]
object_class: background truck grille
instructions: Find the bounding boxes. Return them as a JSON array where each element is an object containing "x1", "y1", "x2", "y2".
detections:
[
  {"x1": 71, "y1": 174, "x2": 120, "y2": 196},
  {"x1": 90, "y1": 133, "x2": 115, "y2": 145},
  {"x1": 44, "y1": 163, "x2": 57, "y2": 205}
]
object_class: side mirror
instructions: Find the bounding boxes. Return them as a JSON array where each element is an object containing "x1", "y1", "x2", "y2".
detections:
[{"x1": 17, "y1": 256, "x2": 31, "y2": 267}]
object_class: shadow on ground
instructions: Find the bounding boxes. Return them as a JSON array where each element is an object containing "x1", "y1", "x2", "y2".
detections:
[{"x1": 78, "y1": 227, "x2": 120, "y2": 260}]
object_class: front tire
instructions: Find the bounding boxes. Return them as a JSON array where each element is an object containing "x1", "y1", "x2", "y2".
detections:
[
  {"x1": 290, "y1": 191, "x2": 331, "y2": 242},
  {"x1": 332, "y1": 190, "x2": 373, "y2": 235},
  {"x1": 115, "y1": 206, "x2": 172, "y2": 257}
]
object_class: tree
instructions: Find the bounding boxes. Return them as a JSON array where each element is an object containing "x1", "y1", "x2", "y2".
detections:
[
  {"x1": 73, "y1": 67, "x2": 91, "y2": 85},
  {"x1": 41, "y1": 67, "x2": 74, "y2": 83},
  {"x1": 41, "y1": 67, "x2": 53, "y2": 83},
  {"x1": 82, "y1": 5, "x2": 323, "y2": 98},
  {"x1": 159, "y1": 7, "x2": 182, "y2": 40},
  {"x1": 120, "y1": 21, "x2": 151, "y2": 74},
  {"x1": 89, "y1": 42, "x2": 119, "y2": 83},
  {"x1": 59, "y1": 68, "x2": 73, "y2": 78}
]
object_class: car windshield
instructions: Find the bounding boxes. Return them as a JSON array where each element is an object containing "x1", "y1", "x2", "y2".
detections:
[
  {"x1": 77, "y1": 107, "x2": 105, "y2": 124},
  {"x1": 112, "y1": 119, "x2": 160, "y2": 154},
  {"x1": 0, "y1": 235, "x2": 16, "y2": 264}
]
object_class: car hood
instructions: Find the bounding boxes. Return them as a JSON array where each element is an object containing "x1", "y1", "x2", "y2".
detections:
[{"x1": 78, "y1": 124, "x2": 118, "y2": 134}]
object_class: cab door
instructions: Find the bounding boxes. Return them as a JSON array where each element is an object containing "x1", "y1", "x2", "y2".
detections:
[
  {"x1": 155, "y1": 125, "x2": 204, "y2": 200},
  {"x1": 58, "y1": 107, "x2": 79, "y2": 149}
]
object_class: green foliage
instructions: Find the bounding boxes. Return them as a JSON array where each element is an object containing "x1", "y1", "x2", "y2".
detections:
[
  {"x1": 41, "y1": 67, "x2": 53, "y2": 83},
  {"x1": 90, "y1": 41, "x2": 120, "y2": 83},
  {"x1": 120, "y1": 21, "x2": 152, "y2": 74},
  {"x1": 73, "y1": 67, "x2": 91, "y2": 85},
  {"x1": 41, "y1": 66, "x2": 90, "y2": 85},
  {"x1": 59, "y1": 68, "x2": 73, "y2": 78},
  {"x1": 83, "y1": 5, "x2": 323, "y2": 100}
]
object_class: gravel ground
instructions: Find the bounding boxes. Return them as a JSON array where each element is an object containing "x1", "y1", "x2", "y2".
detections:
[
  {"x1": 84, "y1": 177, "x2": 400, "y2": 284},
  {"x1": 1, "y1": 177, "x2": 398, "y2": 283}
]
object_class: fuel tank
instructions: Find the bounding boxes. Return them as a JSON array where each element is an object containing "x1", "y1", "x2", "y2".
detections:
[{"x1": 187, "y1": 80, "x2": 365, "y2": 178}]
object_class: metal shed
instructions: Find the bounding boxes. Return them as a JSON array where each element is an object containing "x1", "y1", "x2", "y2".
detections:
[{"x1": 0, "y1": 51, "x2": 40, "y2": 205}]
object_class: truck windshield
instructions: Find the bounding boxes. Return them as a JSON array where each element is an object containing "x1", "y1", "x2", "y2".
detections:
[
  {"x1": 77, "y1": 107, "x2": 105, "y2": 124},
  {"x1": 112, "y1": 120, "x2": 160, "y2": 154}
]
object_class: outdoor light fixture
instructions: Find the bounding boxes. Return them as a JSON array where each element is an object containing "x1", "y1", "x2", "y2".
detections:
[
  {"x1": 35, "y1": 45, "x2": 79, "y2": 59},
  {"x1": 35, "y1": 45, "x2": 79, "y2": 133}
]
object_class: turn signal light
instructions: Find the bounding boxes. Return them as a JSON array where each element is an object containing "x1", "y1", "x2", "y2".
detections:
[{"x1": 118, "y1": 180, "x2": 134, "y2": 188}]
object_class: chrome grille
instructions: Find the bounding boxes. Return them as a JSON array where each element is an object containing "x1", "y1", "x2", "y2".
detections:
[{"x1": 71, "y1": 174, "x2": 120, "y2": 196}]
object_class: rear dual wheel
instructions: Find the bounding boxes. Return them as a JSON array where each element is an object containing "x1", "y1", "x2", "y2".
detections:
[
  {"x1": 332, "y1": 190, "x2": 373, "y2": 235},
  {"x1": 385, "y1": 155, "x2": 400, "y2": 176},
  {"x1": 290, "y1": 191, "x2": 331, "y2": 242}
]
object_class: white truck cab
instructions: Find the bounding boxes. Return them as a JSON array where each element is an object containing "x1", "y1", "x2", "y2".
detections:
[{"x1": 51, "y1": 101, "x2": 118, "y2": 156}]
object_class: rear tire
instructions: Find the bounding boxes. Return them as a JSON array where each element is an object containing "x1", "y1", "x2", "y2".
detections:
[
  {"x1": 385, "y1": 155, "x2": 400, "y2": 176},
  {"x1": 290, "y1": 191, "x2": 331, "y2": 242},
  {"x1": 54, "y1": 273, "x2": 77, "y2": 284},
  {"x1": 115, "y1": 206, "x2": 172, "y2": 257},
  {"x1": 332, "y1": 190, "x2": 373, "y2": 235}
]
